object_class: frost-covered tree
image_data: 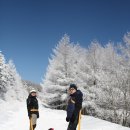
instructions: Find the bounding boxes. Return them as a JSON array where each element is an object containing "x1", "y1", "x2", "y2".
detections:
[
  {"x1": 41, "y1": 33, "x2": 130, "y2": 127},
  {"x1": 0, "y1": 52, "x2": 9, "y2": 99},
  {"x1": 74, "y1": 42, "x2": 101, "y2": 115},
  {"x1": 92, "y1": 41, "x2": 130, "y2": 125},
  {"x1": 93, "y1": 43, "x2": 121, "y2": 121},
  {"x1": 5, "y1": 60, "x2": 27, "y2": 101},
  {"x1": 117, "y1": 32, "x2": 130, "y2": 126},
  {"x1": 0, "y1": 52, "x2": 27, "y2": 101},
  {"x1": 41, "y1": 34, "x2": 77, "y2": 108}
]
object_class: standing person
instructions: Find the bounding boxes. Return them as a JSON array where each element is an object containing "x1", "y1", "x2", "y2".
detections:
[
  {"x1": 26, "y1": 89, "x2": 39, "y2": 130},
  {"x1": 66, "y1": 84, "x2": 83, "y2": 130}
]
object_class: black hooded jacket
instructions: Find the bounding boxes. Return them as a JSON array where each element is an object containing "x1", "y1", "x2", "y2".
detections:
[{"x1": 26, "y1": 94, "x2": 39, "y2": 118}]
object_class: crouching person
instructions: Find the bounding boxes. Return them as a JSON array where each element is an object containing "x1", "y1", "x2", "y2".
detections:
[
  {"x1": 66, "y1": 84, "x2": 83, "y2": 130},
  {"x1": 26, "y1": 89, "x2": 39, "y2": 130}
]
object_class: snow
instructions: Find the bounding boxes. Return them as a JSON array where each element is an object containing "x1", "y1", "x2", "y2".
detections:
[{"x1": 0, "y1": 101, "x2": 130, "y2": 130}]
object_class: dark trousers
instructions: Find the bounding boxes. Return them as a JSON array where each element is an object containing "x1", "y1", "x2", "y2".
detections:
[{"x1": 67, "y1": 113, "x2": 79, "y2": 130}]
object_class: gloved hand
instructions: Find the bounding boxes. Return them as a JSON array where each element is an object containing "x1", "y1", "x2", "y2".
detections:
[
  {"x1": 28, "y1": 114, "x2": 31, "y2": 119},
  {"x1": 66, "y1": 117, "x2": 70, "y2": 122},
  {"x1": 37, "y1": 113, "x2": 39, "y2": 118}
]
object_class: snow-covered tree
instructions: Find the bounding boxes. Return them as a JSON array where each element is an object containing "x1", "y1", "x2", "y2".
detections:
[
  {"x1": 4, "y1": 60, "x2": 27, "y2": 101},
  {"x1": 41, "y1": 33, "x2": 130, "y2": 127},
  {"x1": 41, "y1": 34, "x2": 77, "y2": 108},
  {"x1": 0, "y1": 52, "x2": 9, "y2": 99},
  {"x1": 117, "y1": 32, "x2": 130, "y2": 126},
  {"x1": 0, "y1": 52, "x2": 27, "y2": 101}
]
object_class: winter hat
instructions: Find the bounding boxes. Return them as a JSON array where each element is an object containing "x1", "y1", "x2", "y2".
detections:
[
  {"x1": 30, "y1": 89, "x2": 36, "y2": 93},
  {"x1": 69, "y1": 84, "x2": 77, "y2": 90}
]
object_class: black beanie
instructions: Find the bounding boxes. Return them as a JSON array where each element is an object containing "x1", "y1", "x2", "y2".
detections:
[{"x1": 69, "y1": 84, "x2": 77, "y2": 90}]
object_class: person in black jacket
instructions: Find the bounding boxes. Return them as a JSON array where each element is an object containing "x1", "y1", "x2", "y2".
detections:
[
  {"x1": 26, "y1": 89, "x2": 39, "y2": 130},
  {"x1": 66, "y1": 84, "x2": 83, "y2": 130}
]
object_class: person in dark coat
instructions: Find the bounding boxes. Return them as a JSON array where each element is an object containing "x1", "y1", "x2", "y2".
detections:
[
  {"x1": 26, "y1": 89, "x2": 39, "y2": 130},
  {"x1": 66, "y1": 84, "x2": 83, "y2": 130}
]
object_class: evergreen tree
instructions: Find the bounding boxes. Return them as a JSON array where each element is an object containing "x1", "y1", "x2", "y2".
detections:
[
  {"x1": 0, "y1": 52, "x2": 27, "y2": 101},
  {"x1": 41, "y1": 34, "x2": 75, "y2": 109},
  {"x1": 0, "y1": 52, "x2": 9, "y2": 99},
  {"x1": 5, "y1": 60, "x2": 27, "y2": 101}
]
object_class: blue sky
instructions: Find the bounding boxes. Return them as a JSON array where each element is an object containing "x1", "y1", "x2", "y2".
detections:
[{"x1": 0, "y1": 0, "x2": 130, "y2": 83}]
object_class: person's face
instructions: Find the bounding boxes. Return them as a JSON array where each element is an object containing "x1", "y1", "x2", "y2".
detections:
[
  {"x1": 31, "y1": 92, "x2": 36, "y2": 96},
  {"x1": 69, "y1": 88, "x2": 76, "y2": 94}
]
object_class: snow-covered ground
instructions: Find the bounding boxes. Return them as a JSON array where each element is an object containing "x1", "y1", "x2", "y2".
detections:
[{"x1": 0, "y1": 100, "x2": 130, "y2": 130}]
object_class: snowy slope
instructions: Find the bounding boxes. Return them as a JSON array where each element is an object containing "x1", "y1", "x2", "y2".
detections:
[{"x1": 0, "y1": 101, "x2": 130, "y2": 130}]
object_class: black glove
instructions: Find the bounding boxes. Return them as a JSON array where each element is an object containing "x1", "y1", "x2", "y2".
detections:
[
  {"x1": 28, "y1": 109, "x2": 31, "y2": 119},
  {"x1": 66, "y1": 117, "x2": 70, "y2": 122},
  {"x1": 28, "y1": 113, "x2": 31, "y2": 119},
  {"x1": 37, "y1": 113, "x2": 39, "y2": 118}
]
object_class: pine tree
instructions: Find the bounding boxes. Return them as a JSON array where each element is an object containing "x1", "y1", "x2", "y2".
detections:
[
  {"x1": 41, "y1": 34, "x2": 77, "y2": 109},
  {"x1": 5, "y1": 60, "x2": 27, "y2": 101},
  {"x1": 0, "y1": 52, "x2": 9, "y2": 99},
  {"x1": 0, "y1": 52, "x2": 27, "y2": 101}
]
